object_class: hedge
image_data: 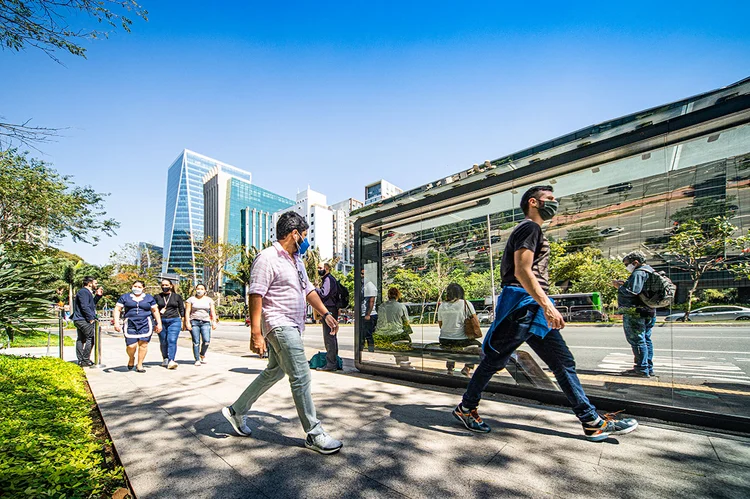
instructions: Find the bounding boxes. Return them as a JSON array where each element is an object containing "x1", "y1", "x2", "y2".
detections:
[{"x1": 0, "y1": 356, "x2": 125, "y2": 498}]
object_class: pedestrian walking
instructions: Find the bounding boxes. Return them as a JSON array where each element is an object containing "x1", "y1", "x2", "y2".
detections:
[
  {"x1": 154, "y1": 278, "x2": 186, "y2": 370},
  {"x1": 185, "y1": 284, "x2": 217, "y2": 366},
  {"x1": 315, "y1": 262, "x2": 340, "y2": 371},
  {"x1": 113, "y1": 280, "x2": 162, "y2": 373},
  {"x1": 221, "y1": 211, "x2": 343, "y2": 454},
  {"x1": 611, "y1": 251, "x2": 657, "y2": 377},
  {"x1": 437, "y1": 283, "x2": 481, "y2": 377},
  {"x1": 452, "y1": 185, "x2": 639, "y2": 441},
  {"x1": 360, "y1": 269, "x2": 378, "y2": 352},
  {"x1": 71, "y1": 276, "x2": 103, "y2": 367}
]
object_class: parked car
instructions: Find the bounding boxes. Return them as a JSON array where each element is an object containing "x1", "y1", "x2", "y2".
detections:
[
  {"x1": 568, "y1": 309, "x2": 608, "y2": 322},
  {"x1": 600, "y1": 226, "x2": 624, "y2": 236},
  {"x1": 476, "y1": 308, "x2": 493, "y2": 324},
  {"x1": 665, "y1": 306, "x2": 750, "y2": 322},
  {"x1": 607, "y1": 182, "x2": 632, "y2": 194}
]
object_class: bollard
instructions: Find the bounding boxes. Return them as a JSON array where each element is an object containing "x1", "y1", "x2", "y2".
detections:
[
  {"x1": 58, "y1": 309, "x2": 65, "y2": 360},
  {"x1": 92, "y1": 320, "x2": 105, "y2": 368}
]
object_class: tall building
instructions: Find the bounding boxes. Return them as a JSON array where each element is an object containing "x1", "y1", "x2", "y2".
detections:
[
  {"x1": 137, "y1": 242, "x2": 163, "y2": 273},
  {"x1": 364, "y1": 179, "x2": 403, "y2": 205},
  {"x1": 162, "y1": 149, "x2": 251, "y2": 282},
  {"x1": 331, "y1": 198, "x2": 364, "y2": 274},
  {"x1": 271, "y1": 188, "x2": 334, "y2": 261}
]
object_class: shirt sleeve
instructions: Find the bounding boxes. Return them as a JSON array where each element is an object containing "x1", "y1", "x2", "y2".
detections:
[
  {"x1": 78, "y1": 289, "x2": 96, "y2": 321},
  {"x1": 116, "y1": 294, "x2": 127, "y2": 308},
  {"x1": 512, "y1": 222, "x2": 542, "y2": 253},
  {"x1": 364, "y1": 282, "x2": 378, "y2": 298},
  {"x1": 248, "y1": 253, "x2": 273, "y2": 297},
  {"x1": 437, "y1": 304, "x2": 443, "y2": 321},
  {"x1": 177, "y1": 295, "x2": 186, "y2": 317},
  {"x1": 467, "y1": 301, "x2": 476, "y2": 315},
  {"x1": 624, "y1": 269, "x2": 649, "y2": 296}
]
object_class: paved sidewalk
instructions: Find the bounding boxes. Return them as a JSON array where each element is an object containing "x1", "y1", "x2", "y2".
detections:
[{"x1": 46, "y1": 336, "x2": 750, "y2": 498}]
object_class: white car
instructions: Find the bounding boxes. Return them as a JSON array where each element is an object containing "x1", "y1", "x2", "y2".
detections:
[
  {"x1": 665, "y1": 306, "x2": 750, "y2": 322},
  {"x1": 600, "y1": 226, "x2": 624, "y2": 236},
  {"x1": 476, "y1": 308, "x2": 493, "y2": 324}
]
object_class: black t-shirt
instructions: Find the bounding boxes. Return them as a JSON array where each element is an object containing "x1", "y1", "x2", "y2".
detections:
[
  {"x1": 154, "y1": 292, "x2": 185, "y2": 319},
  {"x1": 500, "y1": 220, "x2": 550, "y2": 292}
]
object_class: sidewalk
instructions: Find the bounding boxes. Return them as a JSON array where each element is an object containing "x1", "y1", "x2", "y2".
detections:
[{"x1": 24, "y1": 335, "x2": 750, "y2": 498}]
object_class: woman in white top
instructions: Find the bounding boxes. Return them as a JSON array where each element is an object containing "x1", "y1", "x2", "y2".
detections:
[
  {"x1": 437, "y1": 283, "x2": 481, "y2": 377},
  {"x1": 185, "y1": 284, "x2": 217, "y2": 366}
]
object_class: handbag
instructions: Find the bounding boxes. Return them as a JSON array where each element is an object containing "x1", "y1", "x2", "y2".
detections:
[{"x1": 463, "y1": 300, "x2": 482, "y2": 339}]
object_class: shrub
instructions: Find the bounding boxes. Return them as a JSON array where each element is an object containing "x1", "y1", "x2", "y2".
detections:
[{"x1": 0, "y1": 356, "x2": 125, "y2": 498}]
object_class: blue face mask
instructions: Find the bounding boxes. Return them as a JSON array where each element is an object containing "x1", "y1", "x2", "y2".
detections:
[{"x1": 296, "y1": 235, "x2": 310, "y2": 256}]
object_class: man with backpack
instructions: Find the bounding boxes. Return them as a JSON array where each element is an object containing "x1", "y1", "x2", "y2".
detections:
[
  {"x1": 316, "y1": 262, "x2": 341, "y2": 371},
  {"x1": 612, "y1": 251, "x2": 658, "y2": 378}
]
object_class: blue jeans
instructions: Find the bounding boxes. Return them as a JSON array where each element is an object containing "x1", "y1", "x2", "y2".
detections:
[
  {"x1": 623, "y1": 314, "x2": 656, "y2": 374},
  {"x1": 462, "y1": 305, "x2": 599, "y2": 423},
  {"x1": 190, "y1": 319, "x2": 211, "y2": 360},
  {"x1": 230, "y1": 326, "x2": 324, "y2": 436},
  {"x1": 159, "y1": 317, "x2": 182, "y2": 362}
]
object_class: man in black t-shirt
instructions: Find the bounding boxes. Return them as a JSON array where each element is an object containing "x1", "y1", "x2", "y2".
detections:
[{"x1": 452, "y1": 185, "x2": 639, "y2": 442}]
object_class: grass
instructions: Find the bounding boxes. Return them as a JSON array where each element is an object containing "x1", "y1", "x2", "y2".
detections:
[
  {"x1": 0, "y1": 356, "x2": 127, "y2": 498},
  {"x1": 10, "y1": 330, "x2": 75, "y2": 347}
]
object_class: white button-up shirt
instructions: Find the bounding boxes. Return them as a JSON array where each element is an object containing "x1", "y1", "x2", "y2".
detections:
[{"x1": 249, "y1": 242, "x2": 315, "y2": 335}]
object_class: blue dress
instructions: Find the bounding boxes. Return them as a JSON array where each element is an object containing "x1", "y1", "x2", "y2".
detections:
[{"x1": 117, "y1": 293, "x2": 157, "y2": 345}]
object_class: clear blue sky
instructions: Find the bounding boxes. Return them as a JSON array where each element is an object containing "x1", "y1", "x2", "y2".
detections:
[{"x1": 2, "y1": 1, "x2": 749, "y2": 264}]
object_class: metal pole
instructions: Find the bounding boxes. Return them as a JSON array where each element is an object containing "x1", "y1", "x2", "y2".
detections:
[
  {"x1": 487, "y1": 214, "x2": 496, "y2": 307},
  {"x1": 58, "y1": 309, "x2": 65, "y2": 360},
  {"x1": 92, "y1": 319, "x2": 104, "y2": 368}
]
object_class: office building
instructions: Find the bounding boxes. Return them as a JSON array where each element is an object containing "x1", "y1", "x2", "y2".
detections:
[
  {"x1": 331, "y1": 198, "x2": 364, "y2": 274},
  {"x1": 364, "y1": 179, "x2": 403, "y2": 205},
  {"x1": 136, "y1": 243, "x2": 163, "y2": 273},
  {"x1": 161, "y1": 149, "x2": 251, "y2": 282},
  {"x1": 271, "y1": 188, "x2": 334, "y2": 261}
]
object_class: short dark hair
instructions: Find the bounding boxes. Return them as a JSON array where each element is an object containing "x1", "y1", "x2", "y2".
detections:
[
  {"x1": 195, "y1": 283, "x2": 206, "y2": 290},
  {"x1": 160, "y1": 278, "x2": 175, "y2": 290},
  {"x1": 132, "y1": 280, "x2": 145, "y2": 287},
  {"x1": 276, "y1": 211, "x2": 309, "y2": 240},
  {"x1": 445, "y1": 283, "x2": 465, "y2": 301},
  {"x1": 520, "y1": 185, "x2": 554, "y2": 215},
  {"x1": 388, "y1": 287, "x2": 401, "y2": 300},
  {"x1": 82, "y1": 276, "x2": 96, "y2": 287}
]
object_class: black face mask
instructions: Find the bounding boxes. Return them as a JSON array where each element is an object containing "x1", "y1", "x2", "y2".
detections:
[
  {"x1": 318, "y1": 269, "x2": 326, "y2": 277},
  {"x1": 161, "y1": 286, "x2": 171, "y2": 292}
]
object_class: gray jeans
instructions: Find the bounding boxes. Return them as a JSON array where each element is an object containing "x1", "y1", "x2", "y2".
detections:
[{"x1": 230, "y1": 326, "x2": 324, "y2": 436}]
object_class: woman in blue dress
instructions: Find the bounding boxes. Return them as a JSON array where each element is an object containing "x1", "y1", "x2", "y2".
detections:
[{"x1": 113, "y1": 280, "x2": 163, "y2": 372}]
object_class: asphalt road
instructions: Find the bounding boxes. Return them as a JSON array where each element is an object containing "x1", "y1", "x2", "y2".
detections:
[{"x1": 206, "y1": 322, "x2": 750, "y2": 387}]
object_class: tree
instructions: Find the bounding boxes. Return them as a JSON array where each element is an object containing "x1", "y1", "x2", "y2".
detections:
[
  {"x1": 0, "y1": 0, "x2": 148, "y2": 61},
  {"x1": 564, "y1": 225, "x2": 604, "y2": 251},
  {"x1": 0, "y1": 150, "x2": 119, "y2": 249},
  {"x1": 664, "y1": 216, "x2": 749, "y2": 318},
  {"x1": 195, "y1": 236, "x2": 241, "y2": 295}
]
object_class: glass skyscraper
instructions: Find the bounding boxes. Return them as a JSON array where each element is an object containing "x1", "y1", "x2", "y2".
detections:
[{"x1": 162, "y1": 149, "x2": 252, "y2": 281}]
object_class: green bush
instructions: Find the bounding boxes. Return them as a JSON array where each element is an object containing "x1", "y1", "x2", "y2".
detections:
[{"x1": 0, "y1": 356, "x2": 125, "y2": 498}]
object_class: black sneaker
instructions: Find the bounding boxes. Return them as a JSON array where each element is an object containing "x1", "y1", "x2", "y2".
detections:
[
  {"x1": 583, "y1": 412, "x2": 638, "y2": 442},
  {"x1": 452, "y1": 404, "x2": 491, "y2": 433}
]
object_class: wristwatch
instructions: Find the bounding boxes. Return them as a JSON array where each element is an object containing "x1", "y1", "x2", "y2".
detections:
[{"x1": 322, "y1": 312, "x2": 331, "y2": 319}]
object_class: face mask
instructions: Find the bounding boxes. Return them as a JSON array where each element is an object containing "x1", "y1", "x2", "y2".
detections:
[
  {"x1": 626, "y1": 264, "x2": 636, "y2": 273},
  {"x1": 196, "y1": 290, "x2": 205, "y2": 297},
  {"x1": 132, "y1": 287, "x2": 143, "y2": 295},
  {"x1": 537, "y1": 199, "x2": 559, "y2": 221},
  {"x1": 295, "y1": 234, "x2": 310, "y2": 256},
  {"x1": 161, "y1": 286, "x2": 171, "y2": 292},
  {"x1": 318, "y1": 269, "x2": 326, "y2": 277}
]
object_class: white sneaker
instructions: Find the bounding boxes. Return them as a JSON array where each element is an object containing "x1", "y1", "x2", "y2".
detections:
[
  {"x1": 221, "y1": 406, "x2": 252, "y2": 436},
  {"x1": 305, "y1": 432, "x2": 343, "y2": 455},
  {"x1": 200, "y1": 356, "x2": 206, "y2": 364},
  {"x1": 161, "y1": 358, "x2": 169, "y2": 367},
  {"x1": 194, "y1": 360, "x2": 202, "y2": 366},
  {"x1": 168, "y1": 361, "x2": 178, "y2": 370}
]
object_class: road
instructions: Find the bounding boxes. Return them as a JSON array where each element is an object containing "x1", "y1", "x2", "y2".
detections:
[{"x1": 204, "y1": 322, "x2": 750, "y2": 387}]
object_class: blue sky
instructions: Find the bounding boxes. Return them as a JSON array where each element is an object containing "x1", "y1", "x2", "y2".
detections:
[{"x1": 2, "y1": 1, "x2": 749, "y2": 264}]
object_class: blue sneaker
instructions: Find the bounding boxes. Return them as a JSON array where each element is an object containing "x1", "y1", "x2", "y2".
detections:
[
  {"x1": 452, "y1": 404, "x2": 491, "y2": 433},
  {"x1": 583, "y1": 412, "x2": 638, "y2": 441}
]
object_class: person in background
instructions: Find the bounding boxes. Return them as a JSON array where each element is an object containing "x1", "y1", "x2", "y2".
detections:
[
  {"x1": 611, "y1": 251, "x2": 657, "y2": 378},
  {"x1": 221, "y1": 211, "x2": 343, "y2": 454},
  {"x1": 71, "y1": 276, "x2": 103, "y2": 367},
  {"x1": 375, "y1": 287, "x2": 412, "y2": 367},
  {"x1": 360, "y1": 269, "x2": 378, "y2": 352},
  {"x1": 154, "y1": 278, "x2": 185, "y2": 370},
  {"x1": 315, "y1": 262, "x2": 340, "y2": 371},
  {"x1": 437, "y1": 283, "x2": 480, "y2": 376},
  {"x1": 113, "y1": 280, "x2": 162, "y2": 373},
  {"x1": 185, "y1": 283, "x2": 217, "y2": 366}
]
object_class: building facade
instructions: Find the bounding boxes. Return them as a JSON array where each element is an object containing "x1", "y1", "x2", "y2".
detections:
[
  {"x1": 271, "y1": 188, "x2": 334, "y2": 261},
  {"x1": 331, "y1": 198, "x2": 364, "y2": 274},
  {"x1": 162, "y1": 149, "x2": 251, "y2": 282},
  {"x1": 136, "y1": 242, "x2": 163, "y2": 273},
  {"x1": 364, "y1": 179, "x2": 403, "y2": 206}
]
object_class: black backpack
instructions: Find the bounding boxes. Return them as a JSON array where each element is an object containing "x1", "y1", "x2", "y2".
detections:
[
  {"x1": 639, "y1": 267, "x2": 676, "y2": 309},
  {"x1": 332, "y1": 277, "x2": 350, "y2": 310}
]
